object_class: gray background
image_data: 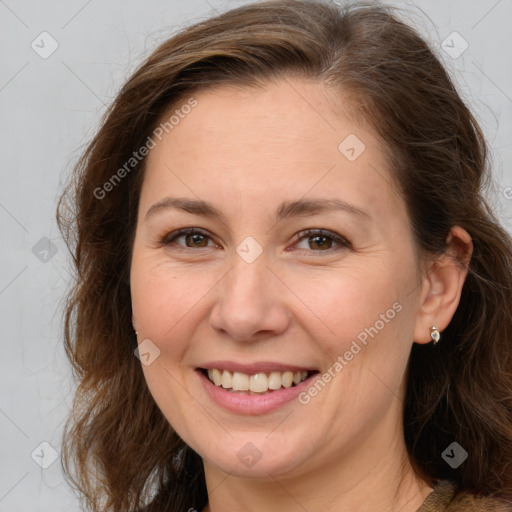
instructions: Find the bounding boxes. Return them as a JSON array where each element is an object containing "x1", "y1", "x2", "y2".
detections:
[{"x1": 0, "y1": 0, "x2": 511, "y2": 510}]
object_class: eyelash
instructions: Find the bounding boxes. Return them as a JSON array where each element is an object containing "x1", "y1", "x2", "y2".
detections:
[{"x1": 159, "y1": 227, "x2": 351, "y2": 254}]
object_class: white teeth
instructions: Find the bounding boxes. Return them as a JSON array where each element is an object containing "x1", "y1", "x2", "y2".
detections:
[
  {"x1": 249, "y1": 373, "x2": 268, "y2": 393},
  {"x1": 205, "y1": 368, "x2": 310, "y2": 392},
  {"x1": 212, "y1": 368, "x2": 222, "y2": 386},
  {"x1": 221, "y1": 370, "x2": 232, "y2": 388},
  {"x1": 232, "y1": 372, "x2": 249, "y2": 391},
  {"x1": 281, "y1": 371, "x2": 293, "y2": 388},
  {"x1": 268, "y1": 371, "x2": 282, "y2": 390}
]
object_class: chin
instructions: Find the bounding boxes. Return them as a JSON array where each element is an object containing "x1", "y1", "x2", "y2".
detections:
[{"x1": 189, "y1": 430, "x2": 315, "y2": 479}]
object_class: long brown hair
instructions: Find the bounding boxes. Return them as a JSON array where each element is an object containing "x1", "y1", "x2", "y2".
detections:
[{"x1": 56, "y1": 1, "x2": 512, "y2": 510}]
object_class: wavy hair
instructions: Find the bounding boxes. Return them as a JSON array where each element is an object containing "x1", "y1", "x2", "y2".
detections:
[{"x1": 56, "y1": 0, "x2": 512, "y2": 510}]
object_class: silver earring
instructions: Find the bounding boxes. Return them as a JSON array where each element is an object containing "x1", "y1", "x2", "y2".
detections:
[{"x1": 430, "y1": 326, "x2": 440, "y2": 345}]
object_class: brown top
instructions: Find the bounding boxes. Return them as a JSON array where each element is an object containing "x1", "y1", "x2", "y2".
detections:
[
  {"x1": 139, "y1": 479, "x2": 512, "y2": 511},
  {"x1": 416, "y1": 480, "x2": 512, "y2": 512}
]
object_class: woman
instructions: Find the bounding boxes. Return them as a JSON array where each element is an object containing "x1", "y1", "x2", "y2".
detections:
[{"x1": 56, "y1": 0, "x2": 512, "y2": 511}]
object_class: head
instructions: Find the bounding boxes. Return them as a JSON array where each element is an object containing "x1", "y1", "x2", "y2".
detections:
[
  {"x1": 57, "y1": 1, "x2": 512, "y2": 511},
  {"x1": 129, "y1": 76, "x2": 469, "y2": 479}
]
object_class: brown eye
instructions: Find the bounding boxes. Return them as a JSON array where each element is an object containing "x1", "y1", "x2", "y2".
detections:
[
  {"x1": 307, "y1": 235, "x2": 334, "y2": 250},
  {"x1": 293, "y1": 229, "x2": 350, "y2": 253},
  {"x1": 161, "y1": 228, "x2": 215, "y2": 249},
  {"x1": 183, "y1": 233, "x2": 209, "y2": 247}
]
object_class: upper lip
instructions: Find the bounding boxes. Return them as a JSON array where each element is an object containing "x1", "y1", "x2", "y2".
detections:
[{"x1": 198, "y1": 361, "x2": 317, "y2": 374}]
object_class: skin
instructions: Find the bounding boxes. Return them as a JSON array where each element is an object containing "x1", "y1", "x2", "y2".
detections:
[{"x1": 130, "y1": 76, "x2": 472, "y2": 512}]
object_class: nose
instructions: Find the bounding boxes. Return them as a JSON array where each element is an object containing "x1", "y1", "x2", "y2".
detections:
[{"x1": 209, "y1": 252, "x2": 291, "y2": 342}]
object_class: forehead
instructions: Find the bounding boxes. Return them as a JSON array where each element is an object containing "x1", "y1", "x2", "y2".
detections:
[{"x1": 140, "y1": 78, "x2": 404, "y2": 224}]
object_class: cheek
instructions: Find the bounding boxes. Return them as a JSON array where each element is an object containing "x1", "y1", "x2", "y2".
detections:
[
  {"x1": 130, "y1": 238, "x2": 418, "y2": 361},
  {"x1": 299, "y1": 264, "x2": 399, "y2": 326},
  {"x1": 295, "y1": 257, "x2": 416, "y2": 366},
  {"x1": 130, "y1": 256, "x2": 219, "y2": 353},
  {"x1": 130, "y1": 259, "x2": 211, "y2": 431}
]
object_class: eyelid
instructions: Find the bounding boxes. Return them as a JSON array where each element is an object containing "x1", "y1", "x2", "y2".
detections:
[
  {"x1": 159, "y1": 227, "x2": 352, "y2": 256},
  {"x1": 291, "y1": 228, "x2": 351, "y2": 252},
  {"x1": 160, "y1": 227, "x2": 351, "y2": 252},
  {"x1": 160, "y1": 227, "x2": 217, "y2": 248}
]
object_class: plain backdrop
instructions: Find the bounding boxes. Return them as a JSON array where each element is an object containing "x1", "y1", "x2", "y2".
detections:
[{"x1": 1, "y1": 0, "x2": 511, "y2": 510}]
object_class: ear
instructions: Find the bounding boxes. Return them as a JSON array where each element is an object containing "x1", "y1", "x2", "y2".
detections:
[{"x1": 413, "y1": 226, "x2": 473, "y2": 344}]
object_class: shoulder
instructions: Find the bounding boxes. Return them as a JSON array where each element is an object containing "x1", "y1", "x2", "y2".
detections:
[
  {"x1": 448, "y1": 491, "x2": 512, "y2": 512},
  {"x1": 418, "y1": 480, "x2": 512, "y2": 512}
]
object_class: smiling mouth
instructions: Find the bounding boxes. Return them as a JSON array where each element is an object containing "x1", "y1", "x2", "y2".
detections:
[{"x1": 200, "y1": 368, "x2": 318, "y2": 394}]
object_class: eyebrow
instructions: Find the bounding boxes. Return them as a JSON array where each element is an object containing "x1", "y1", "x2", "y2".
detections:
[{"x1": 144, "y1": 197, "x2": 371, "y2": 222}]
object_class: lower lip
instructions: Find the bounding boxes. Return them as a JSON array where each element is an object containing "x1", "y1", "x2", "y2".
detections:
[{"x1": 197, "y1": 370, "x2": 318, "y2": 415}]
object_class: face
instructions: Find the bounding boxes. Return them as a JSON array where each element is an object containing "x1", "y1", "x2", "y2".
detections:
[{"x1": 130, "y1": 77, "x2": 424, "y2": 480}]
